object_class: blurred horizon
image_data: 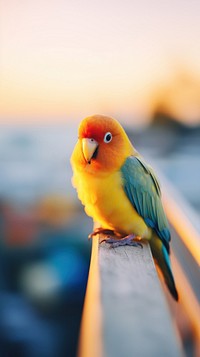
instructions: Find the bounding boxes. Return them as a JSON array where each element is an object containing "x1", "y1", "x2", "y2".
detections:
[{"x1": 1, "y1": 0, "x2": 200, "y2": 126}]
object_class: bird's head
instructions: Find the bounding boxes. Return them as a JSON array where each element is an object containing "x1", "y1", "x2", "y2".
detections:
[{"x1": 71, "y1": 114, "x2": 134, "y2": 174}]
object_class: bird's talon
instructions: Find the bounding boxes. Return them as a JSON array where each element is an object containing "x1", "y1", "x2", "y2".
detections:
[
  {"x1": 101, "y1": 234, "x2": 143, "y2": 248},
  {"x1": 100, "y1": 235, "x2": 111, "y2": 244},
  {"x1": 88, "y1": 228, "x2": 115, "y2": 240}
]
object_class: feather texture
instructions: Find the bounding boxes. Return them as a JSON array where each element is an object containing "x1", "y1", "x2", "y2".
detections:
[{"x1": 121, "y1": 156, "x2": 171, "y2": 252}]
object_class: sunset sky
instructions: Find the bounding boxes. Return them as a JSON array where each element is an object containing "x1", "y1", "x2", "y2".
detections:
[{"x1": 1, "y1": 0, "x2": 200, "y2": 125}]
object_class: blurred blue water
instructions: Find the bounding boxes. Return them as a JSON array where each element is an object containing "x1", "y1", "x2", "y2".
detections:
[
  {"x1": 0, "y1": 124, "x2": 77, "y2": 205},
  {"x1": 0, "y1": 124, "x2": 200, "y2": 214},
  {"x1": 0, "y1": 123, "x2": 199, "y2": 213},
  {"x1": 0, "y1": 124, "x2": 200, "y2": 210}
]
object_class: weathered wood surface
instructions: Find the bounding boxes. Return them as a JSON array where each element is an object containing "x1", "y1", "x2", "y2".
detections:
[
  {"x1": 78, "y1": 237, "x2": 102, "y2": 357},
  {"x1": 79, "y1": 237, "x2": 183, "y2": 357},
  {"x1": 99, "y1": 240, "x2": 182, "y2": 357}
]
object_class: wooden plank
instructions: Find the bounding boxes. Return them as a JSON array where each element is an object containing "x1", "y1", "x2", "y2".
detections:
[
  {"x1": 162, "y1": 184, "x2": 200, "y2": 267},
  {"x1": 78, "y1": 237, "x2": 102, "y2": 357},
  {"x1": 170, "y1": 253, "x2": 200, "y2": 354},
  {"x1": 99, "y1": 239, "x2": 182, "y2": 357}
]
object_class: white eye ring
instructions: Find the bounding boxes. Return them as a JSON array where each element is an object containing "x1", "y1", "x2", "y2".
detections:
[{"x1": 104, "y1": 132, "x2": 112, "y2": 143}]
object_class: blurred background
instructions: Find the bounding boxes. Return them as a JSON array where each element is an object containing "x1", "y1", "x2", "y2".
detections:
[{"x1": 0, "y1": 0, "x2": 200, "y2": 356}]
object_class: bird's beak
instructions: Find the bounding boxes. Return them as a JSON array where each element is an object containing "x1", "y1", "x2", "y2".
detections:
[{"x1": 82, "y1": 138, "x2": 98, "y2": 163}]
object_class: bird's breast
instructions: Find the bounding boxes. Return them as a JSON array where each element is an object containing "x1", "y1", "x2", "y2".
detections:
[{"x1": 73, "y1": 169, "x2": 149, "y2": 237}]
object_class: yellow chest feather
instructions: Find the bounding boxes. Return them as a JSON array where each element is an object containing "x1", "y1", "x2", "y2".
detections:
[{"x1": 73, "y1": 169, "x2": 149, "y2": 238}]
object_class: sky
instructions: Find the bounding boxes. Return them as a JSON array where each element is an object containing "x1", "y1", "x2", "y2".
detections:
[{"x1": 1, "y1": 0, "x2": 200, "y2": 125}]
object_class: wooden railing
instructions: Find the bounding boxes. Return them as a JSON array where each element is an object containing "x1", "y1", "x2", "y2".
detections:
[
  {"x1": 160, "y1": 173, "x2": 200, "y2": 357},
  {"x1": 78, "y1": 174, "x2": 200, "y2": 357}
]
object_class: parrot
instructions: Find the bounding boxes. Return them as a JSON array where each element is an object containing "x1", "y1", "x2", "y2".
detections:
[{"x1": 70, "y1": 114, "x2": 178, "y2": 301}]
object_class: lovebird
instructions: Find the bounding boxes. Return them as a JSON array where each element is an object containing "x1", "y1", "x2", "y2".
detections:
[{"x1": 70, "y1": 114, "x2": 178, "y2": 301}]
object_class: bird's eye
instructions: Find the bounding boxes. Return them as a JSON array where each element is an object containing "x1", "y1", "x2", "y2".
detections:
[{"x1": 104, "y1": 132, "x2": 112, "y2": 143}]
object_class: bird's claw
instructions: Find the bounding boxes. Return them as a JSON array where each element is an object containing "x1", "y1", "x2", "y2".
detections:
[
  {"x1": 102, "y1": 234, "x2": 143, "y2": 249},
  {"x1": 88, "y1": 228, "x2": 115, "y2": 240}
]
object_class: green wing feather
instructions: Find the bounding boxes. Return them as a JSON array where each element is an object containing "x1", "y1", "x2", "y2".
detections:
[{"x1": 121, "y1": 156, "x2": 171, "y2": 252}]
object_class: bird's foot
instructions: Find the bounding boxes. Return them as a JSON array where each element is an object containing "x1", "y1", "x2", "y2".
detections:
[
  {"x1": 88, "y1": 227, "x2": 115, "y2": 239},
  {"x1": 101, "y1": 234, "x2": 143, "y2": 249}
]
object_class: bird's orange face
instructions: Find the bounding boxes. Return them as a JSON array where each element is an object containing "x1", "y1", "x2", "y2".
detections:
[{"x1": 71, "y1": 115, "x2": 133, "y2": 174}]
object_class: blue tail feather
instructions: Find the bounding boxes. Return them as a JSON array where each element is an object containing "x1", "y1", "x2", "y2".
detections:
[{"x1": 162, "y1": 245, "x2": 179, "y2": 301}]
